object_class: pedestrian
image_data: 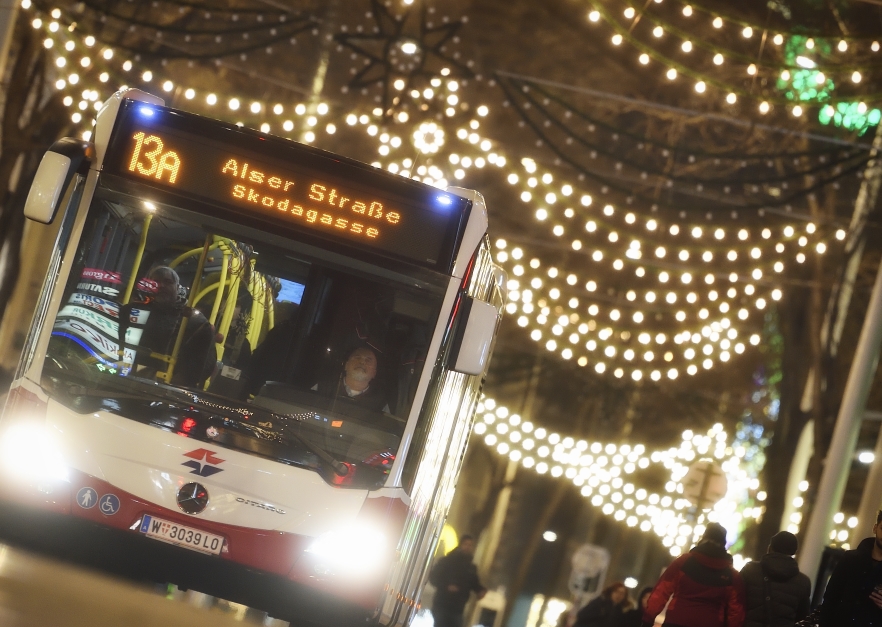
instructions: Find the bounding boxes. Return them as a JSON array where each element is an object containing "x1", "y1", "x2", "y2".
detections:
[
  {"x1": 818, "y1": 509, "x2": 882, "y2": 626},
  {"x1": 572, "y1": 582, "x2": 629, "y2": 627},
  {"x1": 621, "y1": 587, "x2": 653, "y2": 627},
  {"x1": 641, "y1": 522, "x2": 746, "y2": 627},
  {"x1": 740, "y1": 530, "x2": 811, "y2": 627},
  {"x1": 429, "y1": 535, "x2": 487, "y2": 627}
]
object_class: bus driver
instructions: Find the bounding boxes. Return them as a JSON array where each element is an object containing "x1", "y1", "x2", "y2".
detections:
[{"x1": 314, "y1": 345, "x2": 389, "y2": 412}]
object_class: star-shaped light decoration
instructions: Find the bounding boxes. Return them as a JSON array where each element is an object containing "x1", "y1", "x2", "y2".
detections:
[{"x1": 335, "y1": 0, "x2": 472, "y2": 119}]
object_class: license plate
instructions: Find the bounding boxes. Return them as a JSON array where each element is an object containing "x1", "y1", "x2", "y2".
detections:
[{"x1": 139, "y1": 515, "x2": 224, "y2": 555}]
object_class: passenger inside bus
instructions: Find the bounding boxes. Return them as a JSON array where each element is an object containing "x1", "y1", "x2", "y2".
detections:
[{"x1": 128, "y1": 265, "x2": 216, "y2": 388}]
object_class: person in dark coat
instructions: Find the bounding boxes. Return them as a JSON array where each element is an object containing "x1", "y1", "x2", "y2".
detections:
[
  {"x1": 740, "y1": 531, "x2": 811, "y2": 627},
  {"x1": 429, "y1": 535, "x2": 487, "y2": 627},
  {"x1": 127, "y1": 266, "x2": 215, "y2": 387},
  {"x1": 819, "y1": 509, "x2": 882, "y2": 626},
  {"x1": 573, "y1": 582, "x2": 629, "y2": 627},
  {"x1": 641, "y1": 522, "x2": 746, "y2": 627},
  {"x1": 621, "y1": 587, "x2": 653, "y2": 627}
]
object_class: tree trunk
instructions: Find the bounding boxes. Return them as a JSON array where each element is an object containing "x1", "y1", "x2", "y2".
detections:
[{"x1": 756, "y1": 277, "x2": 812, "y2": 552}]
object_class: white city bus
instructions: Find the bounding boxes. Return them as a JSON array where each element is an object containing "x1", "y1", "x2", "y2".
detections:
[{"x1": 0, "y1": 88, "x2": 504, "y2": 626}]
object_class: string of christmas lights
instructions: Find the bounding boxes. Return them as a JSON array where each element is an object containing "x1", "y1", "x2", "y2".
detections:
[
  {"x1": 482, "y1": 152, "x2": 843, "y2": 376},
  {"x1": 29, "y1": 0, "x2": 316, "y2": 61},
  {"x1": 498, "y1": 76, "x2": 872, "y2": 213},
  {"x1": 585, "y1": 0, "x2": 882, "y2": 117},
  {"x1": 475, "y1": 397, "x2": 859, "y2": 557},
  {"x1": 498, "y1": 86, "x2": 873, "y2": 230},
  {"x1": 621, "y1": 0, "x2": 882, "y2": 42},
  {"x1": 475, "y1": 397, "x2": 756, "y2": 562},
  {"x1": 592, "y1": 1, "x2": 882, "y2": 72}
]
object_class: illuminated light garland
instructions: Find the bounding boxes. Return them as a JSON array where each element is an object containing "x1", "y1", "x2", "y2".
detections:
[
  {"x1": 33, "y1": 17, "x2": 327, "y2": 138},
  {"x1": 33, "y1": 0, "x2": 317, "y2": 62},
  {"x1": 495, "y1": 259, "x2": 759, "y2": 377},
  {"x1": 497, "y1": 75, "x2": 872, "y2": 215},
  {"x1": 478, "y1": 155, "x2": 840, "y2": 374},
  {"x1": 476, "y1": 398, "x2": 756, "y2": 562},
  {"x1": 598, "y1": 1, "x2": 882, "y2": 73},
  {"x1": 585, "y1": 0, "x2": 882, "y2": 113},
  {"x1": 501, "y1": 72, "x2": 863, "y2": 166},
  {"x1": 39, "y1": 0, "x2": 860, "y2": 213},
  {"x1": 503, "y1": 161, "x2": 836, "y2": 264},
  {"x1": 614, "y1": 0, "x2": 882, "y2": 43}
]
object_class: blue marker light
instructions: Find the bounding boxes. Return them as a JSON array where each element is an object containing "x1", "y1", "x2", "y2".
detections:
[
  {"x1": 139, "y1": 106, "x2": 155, "y2": 116},
  {"x1": 437, "y1": 195, "x2": 453, "y2": 205}
]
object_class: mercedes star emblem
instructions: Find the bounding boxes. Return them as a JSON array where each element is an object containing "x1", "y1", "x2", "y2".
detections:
[{"x1": 176, "y1": 482, "x2": 209, "y2": 514}]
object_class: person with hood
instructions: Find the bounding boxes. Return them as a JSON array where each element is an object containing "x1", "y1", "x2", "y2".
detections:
[
  {"x1": 819, "y1": 509, "x2": 882, "y2": 626},
  {"x1": 740, "y1": 531, "x2": 810, "y2": 627},
  {"x1": 572, "y1": 581, "x2": 629, "y2": 627},
  {"x1": 621, "y1": 587, "x2": 653, "y2": 627},
  {"x1": 126, "y1": 266, "x2": 215, "y2": 387},
  {"x1": 429, "y1": 535, "x2": 487, "y2": 627},
  {"x1": 641, "y1": 522, "x2": 745, "y2": 627}
]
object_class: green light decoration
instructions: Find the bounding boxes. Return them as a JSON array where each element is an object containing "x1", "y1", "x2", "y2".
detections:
[
  {"x1": 774, "y1": 35, "x2": 880, "y2": 134},
  {"x1": 779, "y1": 69, "x2": 835, "y2": 103},
  {"x1": 777, "y1": 36, "x2": 835, "y2": 103},
  {"x1": 819, "y1": 102, "x2": 882, "y2": 135}
]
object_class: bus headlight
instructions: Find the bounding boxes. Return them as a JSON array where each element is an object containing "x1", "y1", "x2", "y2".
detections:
[
  {"x1": 0, "y1": 422, "x2": 68, "y2": 483},
  {"x1": 305, "y1": 525, "x2": 387, "y2": 576}
]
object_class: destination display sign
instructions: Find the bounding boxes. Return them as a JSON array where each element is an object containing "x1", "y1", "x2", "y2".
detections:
[{"x1": 102, "y1": 101, "x2": 471, "y2": 271}]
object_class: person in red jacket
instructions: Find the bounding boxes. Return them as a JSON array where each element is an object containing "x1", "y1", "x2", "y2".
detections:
[{"x1": 641, "y1": 522, "x2": 745, "y2": 627}]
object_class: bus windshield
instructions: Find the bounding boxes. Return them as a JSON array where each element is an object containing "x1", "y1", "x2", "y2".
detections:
[{"x1": 41, "y1": 182, "x2": 446, "y2": 490}]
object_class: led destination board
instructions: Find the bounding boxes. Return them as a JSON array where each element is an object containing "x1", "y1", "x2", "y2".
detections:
[{"x1": 103, "y1": 101, "x2": 471, "y2": 271}]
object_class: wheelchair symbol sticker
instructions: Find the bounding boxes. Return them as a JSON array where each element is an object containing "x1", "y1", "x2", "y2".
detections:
[
  {"x1": 99, "y1": 493, "x2": 120, "y2": 516},
  {"x1": 76, "y1": 487, "x2": 98, "y2": 509}
]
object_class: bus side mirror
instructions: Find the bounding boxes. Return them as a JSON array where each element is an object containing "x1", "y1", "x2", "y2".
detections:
[
  {"x1": 450, "y1": 297, "x2": 500, "y2": 376},
  {"x1": 24, "y1": 138, "x2": 94, "y2": 224}
]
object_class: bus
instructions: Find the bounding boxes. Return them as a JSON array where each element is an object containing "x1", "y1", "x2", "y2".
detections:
[{"x1": 0, "y1": 88, "x2": 505, "y2": 626}]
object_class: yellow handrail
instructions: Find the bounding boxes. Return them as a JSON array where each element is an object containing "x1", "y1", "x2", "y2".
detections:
[
  {"x1": 216, "y1": 271, "x2": 242, "y2": 359},
  {"x1": 209, "y1": 244, "x2": 230, "y2": 326},
  {"x1": 193, "y1": 279, "x2": 230, "y2": 308},
  {"x1": 246, "y1": 260, "x2": 264, "y2": 348},
  {"x1": 160, "y1": 235, "x2": 212, "y2": 383},
  {"x1": 266, "y1": 279, "x2": 275, "y2": 332},
  {"x1": 122, "y1": 212, "x2": 153, "y2": 304},
  {"x1": 168, "y1": 242, "x2": 221, "y2": 271}
]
